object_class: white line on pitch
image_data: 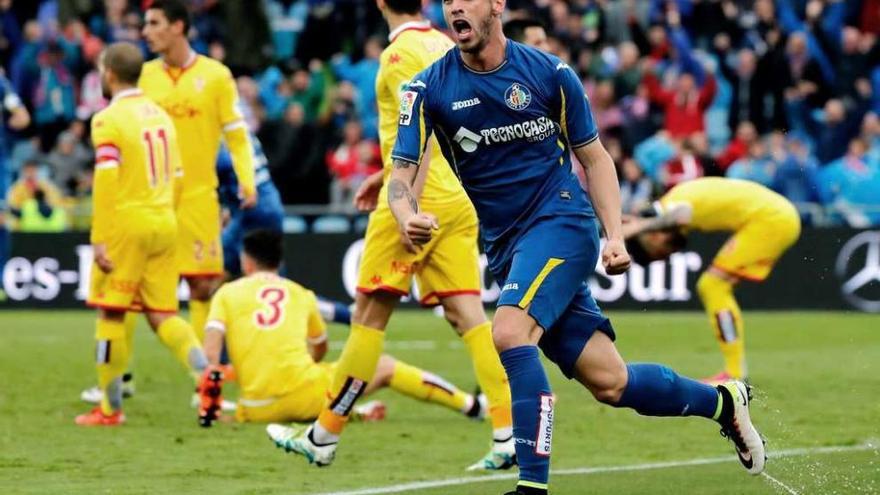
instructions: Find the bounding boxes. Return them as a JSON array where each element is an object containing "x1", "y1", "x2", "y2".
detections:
[
  {"x1": 314, "y1": 443, "x2": 875, "y2": 495},
  {"x1": 762, "y1": 472, "x2": 800, "y2": 495}
]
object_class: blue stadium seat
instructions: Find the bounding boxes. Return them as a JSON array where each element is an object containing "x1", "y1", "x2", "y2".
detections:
[
  {"x1": 282, "y1": 216, "x2": 308, "y2": 233},
  {"x1": 353, "y1": 215, "x2": 370, "y2": 234},
  {"x1": 312, "y1": 215, "x2": 351, "y2": 233}
]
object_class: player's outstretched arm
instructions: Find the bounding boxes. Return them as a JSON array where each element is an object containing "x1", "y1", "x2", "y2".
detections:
[
  {"x1": 388, "y1": 158, "x2": 438, "y2": 247},
  {"x1": 621, "y1": 203, "x2": 693, "y2": 239},
  {"x1": 574, "y1": 140, "x2": 630, "y2": 275}
]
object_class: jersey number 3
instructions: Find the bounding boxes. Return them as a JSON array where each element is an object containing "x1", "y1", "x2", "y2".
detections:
[{"x1": 254, "y1": 286, "x2": 288, "y2": 330}]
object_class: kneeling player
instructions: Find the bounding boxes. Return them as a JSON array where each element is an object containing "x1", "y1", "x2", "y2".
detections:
[
  {"x1": 76, "y1": 43, "x2": 208, "y2": 426},
  {"x1": 624, "y1": 177, "x2": 801, "y2": 383},
  {"x1": 197, "y1": 230, "x2": 486, "y2": 430}
]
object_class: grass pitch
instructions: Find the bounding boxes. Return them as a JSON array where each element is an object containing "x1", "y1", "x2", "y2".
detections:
[{"x1": 0, "y1": 310, "x2": 877, "y2": 494}]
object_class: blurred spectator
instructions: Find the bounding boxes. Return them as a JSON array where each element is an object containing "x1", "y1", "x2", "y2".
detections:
[
  {"x1": 326, "y1": 119, "x2": 380, "y2": 211},
  {"x1": 331, "y1": 36, "x2": 381, "y2": 139},
  {"x1": 819, "y1": 138, "x2": 880, "y2": 226},
  {"x1": 289, "y1": 60, "x2": 326, "y2": 124},
  {"x1": 265, "y1": 0, "x2": 309, "y2": 62},
  {"x1": 726, "y1": 140, "x2": 776, "y2": 189},
  {"x1": 642, "y1": 60, "x2": 716, "y2": 139},
  {"x1": 619, "y1": 157, "x2": 652, "y2": 214},
  {"x1": 46, "y1": 130, "x2": 91, "y2": 196},
  {"x1": 31, "y1": 42, "x2": 77, "y2": 152},
  {"x1": 772, "y1": 134, "x2": 822, "y2": 207},
  {"x1": 784, "y1": 32, "x2": 831, "y2": 110},
  {"x1": 16, "y1": 187, "x2": 67, "y2": 232},
  {"x1": 715, "y1": 122, "x2": 758, "y2": 174},
  {"x1": 7, "y1": 160, "x2": 64, "y2": 223},
  {"x1": 660, "y1": 138, "x2": 704, "y2": 191}
]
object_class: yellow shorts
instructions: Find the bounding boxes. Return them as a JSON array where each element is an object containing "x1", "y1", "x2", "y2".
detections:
[
  {"x1": 235, "y1": 363, "x2": 335, "y2": 423},
  {"x1": 176, "y1": 189, "x2": 223, "y2": 278},
  {"x1": 87, "y1": 209, "x2": 179, "y2": 313},
  {"x1": 357, "y1": 200, "x2": 481, "y2": 306},
  {"x1": 712, "y1": 205, "x2": 801, "y2": 282}
]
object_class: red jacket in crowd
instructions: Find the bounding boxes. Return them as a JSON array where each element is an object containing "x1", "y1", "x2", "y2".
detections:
[{"x1": 643, "y1": 72, "x2": 717, "y2": 139}]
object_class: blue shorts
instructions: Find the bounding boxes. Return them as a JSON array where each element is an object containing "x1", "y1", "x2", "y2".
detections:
[{"x1": 494, "y1": 214, "x2": 615, "y2": 379}]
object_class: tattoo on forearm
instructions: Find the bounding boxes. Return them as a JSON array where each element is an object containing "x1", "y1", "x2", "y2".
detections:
[{"x1": 388, "y1": 178, "x2": 419, "y2": 213}]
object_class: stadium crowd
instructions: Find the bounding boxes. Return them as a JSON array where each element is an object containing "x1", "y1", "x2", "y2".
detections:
[{"x1": 1, "y1": 0, "x2": 879, "y2": 232}]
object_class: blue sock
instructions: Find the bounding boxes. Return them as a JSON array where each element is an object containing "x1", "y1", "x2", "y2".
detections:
[
  {"x1": 617, "y1": 363, "x2": 721, "y2": 419},
  {"x1": 499, "y1": 345, "x2": 553, "y2": 489},
  {"x1": 317, "y1": 297, "x2": 352, "y2": 325}
]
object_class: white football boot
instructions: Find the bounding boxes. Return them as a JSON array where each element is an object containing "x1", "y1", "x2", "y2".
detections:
[
  {"x1": 266, "y1": 423, "x2": 337, "y2": 467},
  {"x1": 717, "y1": 381, "x2": 766, "y2": 475}
]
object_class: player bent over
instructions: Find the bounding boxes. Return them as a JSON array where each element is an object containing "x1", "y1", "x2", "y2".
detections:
[
  {"x1": 623, "y1": 177, "x2": 801, "y2": 383},
  {"x1": 197, "y1": 230, "x2": 487, "y2": 432},
  {"x1": 76, "y1": 43, "x2": 208, "y2": 426},
  {"x1": 269, "y1": 0, "x2": 514, "y2": 472},
  {"x1": 381, "y1": 1, "x2": 764, "y2": 493}
]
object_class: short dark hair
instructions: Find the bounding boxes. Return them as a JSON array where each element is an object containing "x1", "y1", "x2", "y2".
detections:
[
  {"x1": 625, "y1": 230, "x2": 688, "y2": 266},
  {"x1": 503, "y1": 19, "x2": 546, "y2": 43},
  {"x1": 147, "y1": 0, "x2": 191, "y2": 33},
  {"x1": 101, "y1": 42, "x2": 144, "y2": 85},
  {"x1": 385, "y1": 0, "x2": 422, "y2": 15},
  {"x1": 243, "y1": 229, "x2": 283, "y2": 269}
]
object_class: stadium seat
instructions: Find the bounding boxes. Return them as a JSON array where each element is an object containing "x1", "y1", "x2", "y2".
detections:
[
  {"x1": 282, "y1": 216, "x2": 308, "y2": 233},
  {"x1": 353, "y1": 215, "x2": 370, "y2": 234},
  {"x1": 311, "y1": 215, "x2": 351, "y2": 233}
]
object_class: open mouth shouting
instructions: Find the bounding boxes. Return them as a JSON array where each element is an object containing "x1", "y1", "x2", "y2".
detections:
[{"x1": 451, "y1": 18, "x2": 474, "y2": 43}]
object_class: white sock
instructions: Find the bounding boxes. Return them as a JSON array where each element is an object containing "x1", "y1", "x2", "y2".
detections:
[
  {"x1": 311, "y1": 422, "x2": 339, "y2": 445},
  {"x1": 461, "y1": 394, "x2": 475, "y2": 414},
  {"x1": 493, "y1": 427, "x2": 513, "y2": 443}
]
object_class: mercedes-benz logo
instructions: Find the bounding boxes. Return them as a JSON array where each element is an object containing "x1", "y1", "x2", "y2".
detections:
[{"x1": 835, "y1": 231, "x2": 880, "y2": 312}]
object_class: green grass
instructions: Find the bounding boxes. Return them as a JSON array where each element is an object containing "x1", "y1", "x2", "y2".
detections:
[{"x1": 0, "y1": 310, "x2": 877, "y2": 494}]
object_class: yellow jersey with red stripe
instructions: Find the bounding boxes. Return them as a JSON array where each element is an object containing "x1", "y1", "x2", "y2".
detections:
[
  {"x1": 206, "y1": 273, "x2": 327, "y2": 400},
  {"x1": 139, "y1": 53, "x2": 254, "y2": 197},
  {"x1": 90, "y1": 88, "x2": 181, "y2": 244},
  {"x1": 375, "y1": 21, "x2": 465, "y2": 206}
]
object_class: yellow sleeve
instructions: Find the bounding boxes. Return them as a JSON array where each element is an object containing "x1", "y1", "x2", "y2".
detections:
[
  {"x1": 305, "y1": 290, "x2": 327, "y2": 344},
  {"x1": 215, "y1": 66, "x2": 255, "y2": 197},
  {"x1": 206, "y1": 286, "x2": 229, "y2": 333},
  {"x1": 90, "y1": 113, "x2": 121, "y2": 244},
  {"x1": 380, "y1": 46, "x2": 422, "y2": 100}
]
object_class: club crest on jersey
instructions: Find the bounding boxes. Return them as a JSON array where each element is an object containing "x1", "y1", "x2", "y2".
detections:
[
  {"x1": 399, "y1": 91, "x2": 417, "y2": 126},
  {"x1": 505, "y1": 82, "x2": 532, "y2": 111}
]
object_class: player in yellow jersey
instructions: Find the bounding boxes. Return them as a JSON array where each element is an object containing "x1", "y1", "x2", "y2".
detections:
[
  {"x1": 140, "y1": 0, "x2": 256, "y2": 340},
  {"x1": 196, "y1": 229, "x2": 486, "y2": 429},
  {"x1": 623, "y1": 178, "x2": 801, "y2": 383},
  {"x1": 275, "y1": 0, "x2": 514, "y2": 471},
  {"x1": 76, "y1": 43, "x2": 209, "y2": 426}
]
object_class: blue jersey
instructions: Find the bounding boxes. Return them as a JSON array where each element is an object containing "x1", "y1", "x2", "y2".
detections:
[{"x1": 392, "y1": 41, "x2": 599, "y2": 262}]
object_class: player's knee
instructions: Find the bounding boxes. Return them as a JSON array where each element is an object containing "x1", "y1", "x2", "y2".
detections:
[
  {"x1": 696, "y1": 272, "x2": 727, "y2": 301},
  {"x1": 187, "y1": 277, "x2": 219, "y2": 301}
]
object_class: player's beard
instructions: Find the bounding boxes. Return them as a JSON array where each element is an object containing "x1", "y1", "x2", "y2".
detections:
[{"x1": 460, "y1": 14, "x2": 495, "y2": 54}]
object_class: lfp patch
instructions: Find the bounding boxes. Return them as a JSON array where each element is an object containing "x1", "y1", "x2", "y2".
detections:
[
  {"x1": 505, "y1": 82, "x2": 532, "y2": 111},
  {"x1": 399, "y1": 91, "x2": 417, "y2": 126}
]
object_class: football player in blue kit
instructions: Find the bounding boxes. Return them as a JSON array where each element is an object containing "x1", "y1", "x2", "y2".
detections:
[{"x1": 387, "y1": 1, "x2": 767, "y2": 493}]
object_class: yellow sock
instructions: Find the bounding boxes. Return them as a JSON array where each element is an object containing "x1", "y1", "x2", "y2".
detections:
[
  {"x1": 156, "y1": 316, "x2": 208, "y2": 380},
  {"x1": 697, "y1": 272, "x2": 746, "y2": 379},
  {"x1": 188, "y1": 299, "x2": 210, "y2": 342},
  {"x1": 389, "y1": 359, "x2": 470, "y2": 412},
  {"x1": 462, "y1": 321, "x2": 512, "y2": 429},
  {"x1": 95, "y1": 318, "x2": 130, "y2": 415},
  {"x1": 318, "y1": 323, "x2": 384, "y2": 435},
  {"x1": 123, "y1": 312, "x2": 137, "y2": 371}
]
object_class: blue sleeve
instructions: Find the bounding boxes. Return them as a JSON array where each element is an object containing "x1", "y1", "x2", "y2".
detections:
[
  {"x1": 557, "y1": 64, "x2": 598, "y2": 148},
  {"x1": 669, "y1": 27, "x2": 704, "y2": 83},
  {"x1": 391, "y1": 77, "x2": 433, "y2": 165}
]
